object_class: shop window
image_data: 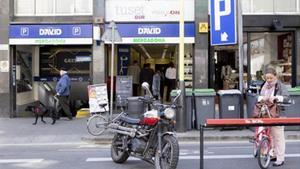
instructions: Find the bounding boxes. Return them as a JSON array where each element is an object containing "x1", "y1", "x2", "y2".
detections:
[
  {"x1": 15, "y1": 0, "x2": 35, "y2": 15},
  {"x1": 16, "y1": 51, "x2": 33, "y2": 93},
  {"x1": 242, "y1": 0, "x2": 251, "y2": 13},
  {"x1": 36, "y1": 0, "x2": 54, "y2": 15},
  {"x1": 14, "y1": 0, "x2": 92, "y2": 16},
  {"x1": 274, "y1": 0, "x2": 297, "y2": 13},
  {"x1": 75, "y1": 0, "x2": 93, "y2": 14},
  {"x1": 56, "y1": 0, "x2": 74, "y2": 14},
  {"x1": 249, "y1": 32, "x2": 293, "y2": 87},
  {"x1": 40, "y1": 46, "x2": 92, "y2": 79},
  {"x1": 253, "y1": 0, "x2": 274, "y2": 13}
]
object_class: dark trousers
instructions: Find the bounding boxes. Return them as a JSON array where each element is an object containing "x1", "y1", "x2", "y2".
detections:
[
  {"x1": 166, "y1": 79, "x2": 176, "y2": 101},
  {"x1": 133, "y1": 84, "x2": 139, "y2": 96},
  {"x1": 56, "y1": 95, "x2": 72, "y2": 120}
]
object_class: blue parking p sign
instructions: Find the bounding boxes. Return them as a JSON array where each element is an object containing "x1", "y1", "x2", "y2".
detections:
[{"x1": 210, "y1": 0, "x2": 237, "y2": 46}]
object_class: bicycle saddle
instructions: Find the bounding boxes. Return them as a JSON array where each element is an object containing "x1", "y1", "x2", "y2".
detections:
[{"x1": 120, "y1": 115, "x2": 141, "y2": 124}]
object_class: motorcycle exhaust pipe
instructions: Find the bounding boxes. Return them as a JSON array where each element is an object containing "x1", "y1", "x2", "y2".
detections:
[
  {"x1": 109, "y1": 129, "x2": 136, "y2": 137},
  {"x1": 108, "y1": 123, "x2": 137, "y2": 137},
  {"x1": 108, "y1": 123, "x2": 137, "y2": 132}
]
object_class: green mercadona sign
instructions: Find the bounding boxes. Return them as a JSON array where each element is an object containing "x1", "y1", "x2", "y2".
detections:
[{"x1": 133, "y1": 37, "x2": 166, "y2": 43}]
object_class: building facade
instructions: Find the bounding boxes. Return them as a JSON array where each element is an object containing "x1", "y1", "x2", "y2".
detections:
[{"x1": 0, "y1": 0, "x2": 299, "y2": 117}]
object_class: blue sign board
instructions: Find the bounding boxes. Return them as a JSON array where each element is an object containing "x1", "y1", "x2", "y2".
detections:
[
  {"x1": 210, "y1": 0, "x2": 237, "y2": 46},
  {"x1": 9, "y1": 24, "x2": 93, "y2": 44},
  {"x1": 105, "y1": 23, "x2": 195, "y2": 44}
]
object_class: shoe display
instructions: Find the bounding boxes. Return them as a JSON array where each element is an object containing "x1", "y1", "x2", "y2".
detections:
[{"x1": 273, "y1": 161, "x2": 284, "y2": 167}]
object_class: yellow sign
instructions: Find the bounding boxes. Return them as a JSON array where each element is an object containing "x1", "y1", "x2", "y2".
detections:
[{"x1": 199, "y1": 22, "x2": 208, "y2": 33}]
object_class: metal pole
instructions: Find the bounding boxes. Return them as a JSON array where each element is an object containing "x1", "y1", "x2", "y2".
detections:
[
  {"x1": 177, "y1": 0, "x2": 186, "y2": 132},
  {"x1": 238, "y1": 0, "x2": 244, "y2": 92},
  {"x1": 110, "y1": 22, "x2": 115, "y2": 121},
  {"x1": 200, "y1": 125, "x2": 204, "y2": 169}
]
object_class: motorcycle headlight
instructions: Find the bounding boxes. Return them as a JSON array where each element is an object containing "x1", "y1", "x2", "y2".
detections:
[{"x1": 164, "y1": 108, "x2": 175, "y2": 119}]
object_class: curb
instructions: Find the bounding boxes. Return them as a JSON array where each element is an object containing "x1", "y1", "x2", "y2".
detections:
[
  {"x1": 82, "y1": 135, "x2": 300, "y2": 144},
  {"x1": 81, "y1": 136, "x2": 253, "y2": 144}
]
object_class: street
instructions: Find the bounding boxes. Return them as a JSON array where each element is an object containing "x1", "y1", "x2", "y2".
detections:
[{"x1": 0, "y1": 141, "x2": 299, "y2": 169}]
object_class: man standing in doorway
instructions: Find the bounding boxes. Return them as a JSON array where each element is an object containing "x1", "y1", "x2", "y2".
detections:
[
  {"x1": 165, "y1": 62, "x2": 176, "y2": 102},
  {"x1": 55, "y1": 68, "x2": 72, "y2": 120},
  {"x1": 127, "y1": 60, "x2": 141, "y2": 96},
  {"x1": 140, "y1": 63, "x2": 154, "y2": 93}
]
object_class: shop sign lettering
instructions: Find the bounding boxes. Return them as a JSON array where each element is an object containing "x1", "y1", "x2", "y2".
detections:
[
  {"x1": 64, "y1": 58, "x2": 76, "y2": 63},
  {"x1": 39, "y1": 28, "x2": 62, "y2": 36},
  {"x1": 138, "y1": 27, "x2": 161, "y2": 35},
  {"x1": 34, "y1": 39, "x2": 66, "y2": 44},
  {"x1": 115, "y1": 5, "x2": 145, "y2": 20},
  {"x1": 133, "y1": 38, "x2": 165, "y2": 43}
]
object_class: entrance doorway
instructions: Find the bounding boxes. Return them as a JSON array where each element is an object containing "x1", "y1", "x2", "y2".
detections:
[{"x1": 106, "y1": 43, "x2": 194, "y2": 102}]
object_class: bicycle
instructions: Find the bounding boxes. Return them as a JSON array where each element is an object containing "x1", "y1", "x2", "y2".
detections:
[
  {"x1": 87, "y1": 103, "x2": 126, "y2": 136},
  {"x1": 251, "y1": 100, "x2": 289, "y2": 169}
]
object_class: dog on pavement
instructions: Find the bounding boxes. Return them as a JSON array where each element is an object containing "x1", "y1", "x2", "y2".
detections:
[{"x1": 25, "y1": 102, "x2": 56, "y2": 125}]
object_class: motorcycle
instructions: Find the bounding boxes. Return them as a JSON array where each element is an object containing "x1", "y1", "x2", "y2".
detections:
[{"x1": 109, "y1": 82, "x2": 181, "y2": 169}]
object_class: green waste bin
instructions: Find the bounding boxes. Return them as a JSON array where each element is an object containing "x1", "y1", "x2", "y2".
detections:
[
  {"x1": 285, "y1": 87, "x2": 300, "y2": 131},
  {"x1": 194, "y1": 89, "x2": 216, "y2": 129},
  {"x1": 171, "y1": 89, "x2": 193, "y2": 130}
]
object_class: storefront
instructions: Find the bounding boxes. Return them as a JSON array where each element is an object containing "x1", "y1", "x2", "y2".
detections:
[
  {"x1": 104, "y1": 0, "x2": 195, "y2": 101},
  {"x1": 9, "y1": 24, "x2": 93, "y2": 116},
  {"x1": 210, "y1": 16, "x2": 299, "y2": 91}
]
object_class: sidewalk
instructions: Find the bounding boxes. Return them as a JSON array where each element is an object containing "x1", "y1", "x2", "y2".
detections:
[{"x1": 0, "y1": 117, "x2": 299, "y2": 145}]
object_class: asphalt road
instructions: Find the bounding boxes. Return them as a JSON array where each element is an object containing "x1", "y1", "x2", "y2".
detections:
[{"x1": 0, "y1": 141, "x2": 299, "y2": 169}]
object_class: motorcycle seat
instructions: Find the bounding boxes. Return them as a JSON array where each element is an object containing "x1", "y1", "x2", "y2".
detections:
[{"x1": 120, "y1": 115, "x2": 140, "y2": 124}]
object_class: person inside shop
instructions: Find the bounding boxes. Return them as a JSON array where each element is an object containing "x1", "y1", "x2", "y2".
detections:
[
  {"x1": 152, "y1": 69, "x2": 161, "y2": 100},
  {"x1": 159, "y1": 67, "x2": 166, "y2": 101},
  {"x1": 55, "y1": 67, "x2": 73, "y2": 120},
  {"x1": 256, "y1": 67, "x2": 290, "y2": 167},
  {"x1": 165, "y1": 62, "x2": 177, "y2": 102},
  {"x1": 140, "y1": 63, "x2": 154, "y2": 94},
  {"x1": 127, "y1": 60, "x2": 141, "y2": 96}
]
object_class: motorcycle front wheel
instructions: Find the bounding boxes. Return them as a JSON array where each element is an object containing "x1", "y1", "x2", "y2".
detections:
[
  {"x1": 155, "y1": 135, "x2": 179, "y2": 169},
  {"x1": 111, "y1": 134, "x2": 129, "y2": 163}
]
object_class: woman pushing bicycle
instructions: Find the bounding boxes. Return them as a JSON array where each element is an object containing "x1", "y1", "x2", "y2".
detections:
[{"x1": 255, "y1": 67, "x2": 290, "y2": 167}]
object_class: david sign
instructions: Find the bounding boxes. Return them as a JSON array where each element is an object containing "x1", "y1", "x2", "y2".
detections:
[{"x1": 210, "y1": 0, "x2": 237, "y2": 46}]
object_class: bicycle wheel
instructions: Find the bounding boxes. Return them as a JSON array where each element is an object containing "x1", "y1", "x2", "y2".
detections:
[
  {"x1": 87, "y1": 114, "x2": 108, "y2": 136},
  {"x1": 257, "y1": 137, "x2": 271, "y2": 169}
]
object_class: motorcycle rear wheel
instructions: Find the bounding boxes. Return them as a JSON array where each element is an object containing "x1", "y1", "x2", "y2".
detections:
[
  {"x1": 111, "y1": 134, "x2": 129, "y2": 163},
  {"x1": 155, "y1": 135, "x2": 179, "y2": 169}
]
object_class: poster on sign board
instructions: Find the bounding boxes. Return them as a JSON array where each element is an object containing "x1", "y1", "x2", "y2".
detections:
[{"x1": 88, "y1": 84, "x2": 109, "y2": 113}]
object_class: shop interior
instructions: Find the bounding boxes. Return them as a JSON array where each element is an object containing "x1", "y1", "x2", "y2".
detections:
[
  {"x1": 247, "y1": 32, "x2": 293, "y2": 88},
  {"x1": 212, "y1": 32, "x2": 294, "y2": 92},
  {"x1": 107, "y1": 44, "x2": 194, "y2": 102},
  {"x1": 15, "y1": 45, "x2": 92, "y2": 116}
]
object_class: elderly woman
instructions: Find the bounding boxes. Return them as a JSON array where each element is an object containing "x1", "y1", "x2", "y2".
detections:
[{"x1": 257, "y1": 67, "x2": 290, "y2": 167}]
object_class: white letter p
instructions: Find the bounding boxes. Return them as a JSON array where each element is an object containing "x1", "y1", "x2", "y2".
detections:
[{"x1": 214, "y1": 0, "x2": 231, "y2": 31}]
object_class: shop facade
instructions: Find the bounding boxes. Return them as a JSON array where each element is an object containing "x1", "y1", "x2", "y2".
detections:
[
  {"x1": 104, "y1": 0, "x2": 196, "y2": 96},
  {"x1": 0, "y1": 0, "x2": 106, "y2": 117}
]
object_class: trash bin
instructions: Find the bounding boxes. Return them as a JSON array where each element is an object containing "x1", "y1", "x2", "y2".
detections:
[
  {"x1": 218, "y1": 90, "x2": 242, "y2": 119},
  {"x1": 194, "y1": 89, "x2": 216, "y2": 129},
  {"x1": 285, "y1": 87, "x2": 300, "y2": 131},
  {"x1": 171, "y1": 89, "x2": 193, "y2": 130},
  {"x1": 126, "y1": 97, "x2": 144, "y2": 118},
  {"x1": 246, "y1": 92, "x2": 258, "y2": 118}
]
